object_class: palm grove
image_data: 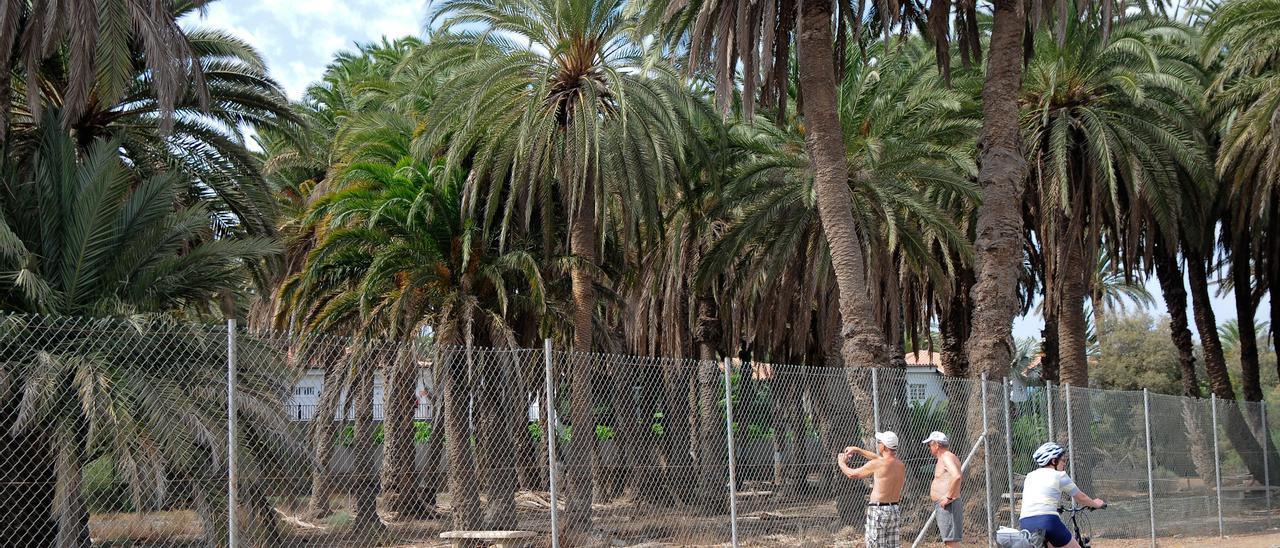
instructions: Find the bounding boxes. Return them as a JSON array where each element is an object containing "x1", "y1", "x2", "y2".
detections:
[{"x1": 0, "y1": 0, "x2": 1279, "y2": 544}]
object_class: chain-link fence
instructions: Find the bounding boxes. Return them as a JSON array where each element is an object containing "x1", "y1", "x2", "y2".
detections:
[{"x1": 1, "y1": 315, "x2": 1276, "y2": 547}]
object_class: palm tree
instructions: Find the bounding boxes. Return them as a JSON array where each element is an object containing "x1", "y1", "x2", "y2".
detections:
[
  {"x1": 1021, "y1": 16, "x2": 1208, "y2": 388},
  {"x1": 7, "y1": 18, "x2": 296, "y2": 237},
  {"x1": 0, "y1": 123, "x2": 286, "y2": 547},
  {"x1": 1151, "y1": 233, "x2": 1202, "y2": 397},
  {"x1": 418, "y1": 0, "x2": 692, "y2": 538},
  {"x1": 1218, "y1": 319, "x2": 1271, "y2": 355},
  {"x1": 701, "y1": 41, "x2": 978, "y2": 524},
  {"x1": 1019, "y1": 15, "x2": 1208, "y2": 493},
  {"x1": 279, "y1": 151, "x2": 547, "y2": 528},
  {"x1": 1204, "y1": 0, "x2": 1280, "y2": 388},
  {"x1": 658, "y1": 0, "x2": 895, "y2": 375},
  {"x1": 963, "y1": 0, "x2": 1032, "y2": 380},
  {"x1": 0, "y1": 0, "x2": 213, "y2": 147},
  {"x1": 1080, "y1": 249, "x2": 1157, "y2": 346},
  {"x1": 255, "y1": 38, "x2": 423, "y2": 329}
]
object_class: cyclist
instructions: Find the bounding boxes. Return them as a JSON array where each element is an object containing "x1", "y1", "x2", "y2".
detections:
[{"x1": 1018, "y1": 443, "x2": 1106, "y2": 548}]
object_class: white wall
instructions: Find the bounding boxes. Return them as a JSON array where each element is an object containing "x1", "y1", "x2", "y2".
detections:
[
  {"x1": 904, "y1": 367, "x2": 947, "y2": 405},
  {"x1": 285, "y1": 368, "x2": 540, "y2": 422}
]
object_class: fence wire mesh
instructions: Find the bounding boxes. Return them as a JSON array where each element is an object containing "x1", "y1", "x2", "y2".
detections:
[{"x1": 0, "y1": 315, "x2": 1276, "y2": 547}]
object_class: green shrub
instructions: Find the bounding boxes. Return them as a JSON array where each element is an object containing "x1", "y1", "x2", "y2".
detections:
[
  {"x1": 82, "y1": 457, "x2": 133, "y2": 513},
  {"x1": 336, "y1": 421, "x2": 434, "y2": 446}
]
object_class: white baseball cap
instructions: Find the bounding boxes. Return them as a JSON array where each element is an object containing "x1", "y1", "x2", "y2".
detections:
[
  {"x1": 922, "y1": 431, "x2": 949, "y2": 444},
  {"x1": 874, "y1": 431, "x2": 899, "y2": 450}
]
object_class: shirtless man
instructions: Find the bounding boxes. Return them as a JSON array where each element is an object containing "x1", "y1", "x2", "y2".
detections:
[
  {"x1": 923, "y1": 431, "x2": 963, "y2": 547},
  {"x1": 839, "y1": 431, "x2": 906, "y2": 548}
]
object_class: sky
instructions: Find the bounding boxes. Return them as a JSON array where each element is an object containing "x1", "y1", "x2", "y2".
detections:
[
  {"x1": 185, "y1": 1, "x2": 1269, "y2": 343},
  {"x1": 1011, "y1": 276, "x2": 1270, "y2": 341},
  {"x1": 182, "y1": 0, "x2": 427, "y2": 99}
]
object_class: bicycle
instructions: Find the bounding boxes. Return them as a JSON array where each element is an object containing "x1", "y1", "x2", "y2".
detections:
[
  {"x1": 1055, "y1": 504, "x2": 1106, "y2": 548},
  {"x1": 994, "y1": 504, "x2": 1106, "y2": 548}
]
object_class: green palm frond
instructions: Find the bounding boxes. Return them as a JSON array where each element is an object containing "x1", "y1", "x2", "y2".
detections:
[
  {"x1": 700, "y1": 40, "x2": 979, "y2": 351},
  {"x1": 0, "y1": 121, "x2": 279, "y2": 317},
  {"x1": 1022, "y1": 16, "x2": 1209, "y2": 276}
]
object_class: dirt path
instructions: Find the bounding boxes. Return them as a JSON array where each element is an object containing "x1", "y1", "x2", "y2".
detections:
[{"x1": 1103, "y1": 529, "x2": 1280, "y2": 547}]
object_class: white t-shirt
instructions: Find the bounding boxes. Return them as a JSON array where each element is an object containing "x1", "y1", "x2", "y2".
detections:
[{"x1": 1019, "y1": 468, "x2": 1080, "y2": 518}]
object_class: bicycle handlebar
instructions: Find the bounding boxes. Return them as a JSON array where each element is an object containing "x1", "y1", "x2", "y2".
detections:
[{"x1": 1058, "y1": 503, "x2": 1107, "y2": 513}]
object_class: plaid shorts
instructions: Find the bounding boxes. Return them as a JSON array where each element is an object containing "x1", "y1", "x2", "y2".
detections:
[{"x1": 865, "y1": 504, "x2": 902, "y2": 548}]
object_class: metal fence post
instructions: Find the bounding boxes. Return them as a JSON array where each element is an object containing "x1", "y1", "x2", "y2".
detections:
[
  {"x1": 544, "y1": 339, "x2": 560, "y2": 548},
  {"x1": 871, "y1": 367, "x2": 881, "y2": 433},
  {"x1": 1264, "y1": 402, "x2": 1272, "y2": 529},
  {"x1": 1143, "y1": 389, "x2": 1155, "y2": 547},
  {"x1": 1065, "y1": 384, "x2": 1075, "y2": 478},
  {"x1": 722, "y1": 357, "x2": 740, "y2": 548},
  {"x1": 1211, "y1": 393, "x2": 1224, "y2": 537},
  {"x1": 1046, "y1": 381, "x2": 1055, "y2": 442},
  {"x1": 1003, "y1": 377, "x2": 1014, "y2": 528},
  {"x1": 981, "y1": 374, "x2": 993, "y2": 548},
  {"x1": 225, "y1": 318, "x2": 238, "y2": 548}
]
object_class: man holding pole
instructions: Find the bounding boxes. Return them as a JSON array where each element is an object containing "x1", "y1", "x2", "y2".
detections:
[
  {"x1": 840, "y1": 431, "x2": 906, "y2": 548},
  {"x1": 924, "y1": 431, "x2": 963, "y2": 547}
]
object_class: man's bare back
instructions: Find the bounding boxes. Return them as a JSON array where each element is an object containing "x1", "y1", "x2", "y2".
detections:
[{"x1": 930, "y1": 450, "x2": 962, "y2": 502}]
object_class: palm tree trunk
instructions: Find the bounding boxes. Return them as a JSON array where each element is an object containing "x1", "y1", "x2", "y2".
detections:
[
  {"x1": 1040, "y1": 307, "x2": 1060, "y2": 383},
  {"x1": 1057, "y1": 237, "x2": 1089, "y2": 388},
  {"x1": 309, "y1": 364, "x2": 344, "y2": 519},
  {"x1": 1229, "y1": 232, "x2": 1264, "y2": 402},
  {"x1": 1055, "y1": 234, "x2": 1096, "y2": 492},
  {"x1": 795, "y1": 5, "x2": 881, "y2": 527},
  {"x1": 694, "y1": 294, "x2": 727, "y2": 514},
  {"x1": 1268, "y1": 209, "x2": 1280, "y2": 381},
  {"x1": 443, "y1": 345, "x2": 483, "y2": 529},
  {"x1": 1188, "y1": 251, "x2": 1235, "y2": 401},
  {"x1": 0, "y1": 408, "x2": 57, "y2": 548},
  {"x1": 1152, "y1": 237, "x2": 1216, "y2": 485},
  {"x1": 939, "y1": 264, "x2": 974, "y2": 377},
  {"x1": 662, "y1": 358, "x2": 697, "y2": 506},
  {"x1": 420, "y1": 402, "x2": 446, "y2": 517},
  {"x1": 53, "y1": 420, "x2": 90, "y2": 548},
  {"x1": 477, "y1": 351, "x2": 520, "y2": 529},
  {"x1": 814, "y1": 369, "x2": 866, "y2": 527},
  {"x1": 1153, "y1": 237, "x2": 1200, "y2": 398},
  {"x1": 350, "y1": 364, "x2": 384, "y2": 534},
  {"x1": 966, "y1": 0, "x2": 1028, "y2": 378},
  {"x1": 563, "y1": 184, "x2": 599, "y2": 544},
  {"x1": 1187, "y1": 248, "x2": 1280, "y2": 485},
  {"x1": 241, "y1": 462, "x2": 286, "y2": 545},
  {"x1": 795, "y1": 0, "x2": 889, "y2": 372},
  {"x1": 1228, "y1": 233, "x2": 1280, "y2": 475},
  {"x1": 383, "y1": 348, "x2": 428, "y2": 519},
  {"x1": 1091, "y1": 286, "x2": 1106, "y2": 348},
  {"x1": 695, "y1": 359, "x2": 724, "y2": 513}
]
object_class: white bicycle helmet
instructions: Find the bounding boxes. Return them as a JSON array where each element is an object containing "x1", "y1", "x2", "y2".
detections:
[{"x1": 1032, "y1": 442, "x2": 1066, "y2": 467}]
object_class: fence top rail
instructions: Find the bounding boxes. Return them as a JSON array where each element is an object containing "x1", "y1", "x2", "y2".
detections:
[{"x1": 0, "y1": 313, "x2": 1266, "y2": 408}]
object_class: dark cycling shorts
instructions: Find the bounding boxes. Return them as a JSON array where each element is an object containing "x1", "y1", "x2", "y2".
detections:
[{"x1": 1020, "y1": 514, "x2": 1073, "y2": 547}]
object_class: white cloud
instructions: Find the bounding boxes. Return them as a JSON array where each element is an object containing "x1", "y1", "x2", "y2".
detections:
[{"x1": 182, "y1": 0, "x2": 427, "y2": 99}]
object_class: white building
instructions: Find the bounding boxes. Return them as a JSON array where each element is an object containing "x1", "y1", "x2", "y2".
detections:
[
  {"x1": 285, "y1": 366, "x2": 437, "y2": 422},
  {"x1": 285, "y1": 364, "x2": 540, "y2": 422},
  {"x1": 903, "y1": 350, "x2": 947, "y2": 405}
]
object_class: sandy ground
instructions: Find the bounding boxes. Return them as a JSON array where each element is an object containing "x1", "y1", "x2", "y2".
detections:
[{"x1": 1102, "y1": 530, "x2": 1280, "y2": 548}]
